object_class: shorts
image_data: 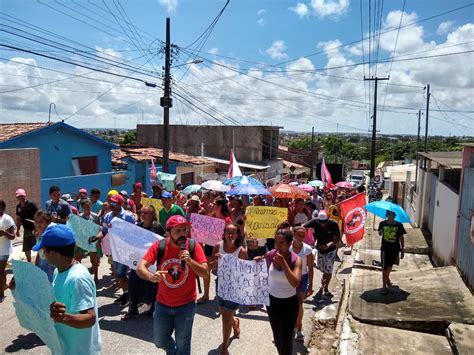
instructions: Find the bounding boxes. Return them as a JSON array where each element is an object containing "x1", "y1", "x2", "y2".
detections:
[
  {"x1": 0, "y1": 255, "x2": 9, "y2": 262},
  {"x1": 22, "y1": 229, "x2": 36, "y2": 252},
  {"x1": 317, "y1": 250, "x2": 337, "y2": 274},
  {"x1": 217, "y1": 296, "x2": 239, "y2": 311},
  {"x1": 381, "y1": 249, "x2": 399, "y2": 270},
  {"x1": 113, "y1": 261, "x2": 129, "y2": 278},
  {"x1": 298, "y1": 273, "x2": 309, "y2": 293},
  {"x1": 204, "y1": 244, "x2": 214, "y2": 257}
]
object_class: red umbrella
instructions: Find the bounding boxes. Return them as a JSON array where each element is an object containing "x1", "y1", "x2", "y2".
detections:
[
  {"x1": 336, "y1": 181, "x2": 354, "y2": 189},
  {"x1": 269, "y1": 183, "x2": 308, "y2": 199}
]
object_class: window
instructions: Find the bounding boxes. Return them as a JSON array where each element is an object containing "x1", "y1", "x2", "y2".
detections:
[
  {"x1": 72, "y1": 156, "x2": 98, "y2": 175},
  {"x1": 181, "y1": 172, "x2": 194, "y2": 186}
]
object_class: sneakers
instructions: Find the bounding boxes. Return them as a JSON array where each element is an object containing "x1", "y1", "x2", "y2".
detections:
[
  {"x1": 114, "y1": 292, "x2": 129, "y2": 306},
  {"x1": 324, "y1": 290, "x2": 333, "y2": 298},
  {"x1": 295, "y1": 331, "x2": 305, "y2": 342}
]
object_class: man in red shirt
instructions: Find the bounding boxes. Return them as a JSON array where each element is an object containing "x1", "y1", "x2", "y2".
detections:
[{"x1": 137, "y1": 215, "x2": 208, "y2": 354}]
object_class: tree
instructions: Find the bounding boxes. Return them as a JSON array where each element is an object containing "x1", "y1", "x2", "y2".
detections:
[{"x1": 121, "y1": 130, "x2": 137, "y2": 145}]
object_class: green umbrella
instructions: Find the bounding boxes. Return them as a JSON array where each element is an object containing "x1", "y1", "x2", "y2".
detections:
[{"x1": 182, "y1": 184, "x2": 202, "y2": 195}]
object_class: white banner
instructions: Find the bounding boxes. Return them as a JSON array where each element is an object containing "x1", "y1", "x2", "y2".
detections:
[
  {"x1": 109, "y1": 218, "x2": 163, "y2": 272},
  {"x1": 217, "y1": 254, "x2": 269, "y2": 306}
]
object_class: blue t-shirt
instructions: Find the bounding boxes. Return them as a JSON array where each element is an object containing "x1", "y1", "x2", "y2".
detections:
[
  {"x1": 53, "y1": 263, "x2": 101, "y2": 355},
  {"x1": 101, "y1": 208, "x2": 136, "y2": 234},
  {"x1": 90, "y1": 200, "x2": 103, "y2": 215},
  {"x1": 45, "y1": 199, "x2": 71, "y2": 222}
]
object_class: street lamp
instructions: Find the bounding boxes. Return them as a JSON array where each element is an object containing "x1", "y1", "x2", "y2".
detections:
[{"x1": 172, "y1": 59, "x2": 203, "y2": 68}]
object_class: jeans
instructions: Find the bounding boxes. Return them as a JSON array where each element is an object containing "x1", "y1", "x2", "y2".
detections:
[
  {"x1": 266, "y1": 294, "x2": 299, "y2": 355},
  {"x1": 153, "y1": 301, "x2": 196, "y2": 355}
]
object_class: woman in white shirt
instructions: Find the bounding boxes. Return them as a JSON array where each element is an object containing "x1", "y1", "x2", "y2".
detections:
[
  {"x1": 290, "y1": 226, "x2": 314, "y2": 341},
  {"x1": 0, "y1": 200, "x2": 16, "y2": 302}
]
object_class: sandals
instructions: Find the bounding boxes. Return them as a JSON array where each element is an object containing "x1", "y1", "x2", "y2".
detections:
[{"x1": 233, "y1": 317, "x2": 240, "y2": 338}]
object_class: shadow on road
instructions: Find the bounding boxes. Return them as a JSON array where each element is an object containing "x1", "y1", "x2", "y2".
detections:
[
  {"x1": 4, "y1": 333, "x2": 44, "y2": 353},
  {"x1": 360, "y1": 286, "x2": 410, "y2": 304},
  {"x1": 99, "y1": 317, "x2": 154, "y2": 343},
  {"x1": 195, "y1": 300, "x2": 220, "y2": 320}
]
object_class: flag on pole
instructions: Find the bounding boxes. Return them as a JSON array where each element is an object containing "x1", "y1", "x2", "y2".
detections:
[
  {"x1": 150, "y1": 159, "x2": 157, "y2": 185},
  {"x1": 227, "y1": 149, "x2": 242, "y2": 178},
  {"x1": 320, "y1": 157, "x2": 333, "y2": 186},
  {"x1": 339, "y1": 192, "x2": 367, "y2": 246}
]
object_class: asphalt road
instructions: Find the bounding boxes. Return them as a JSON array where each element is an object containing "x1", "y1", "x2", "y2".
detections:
[{"x1": 1, "y1": 245, "x2": 336, "y2": 355}]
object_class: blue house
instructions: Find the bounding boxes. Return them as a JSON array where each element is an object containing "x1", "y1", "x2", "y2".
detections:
[{"x1": 0, "y1": 122, "x2": 124, "y2": 205}]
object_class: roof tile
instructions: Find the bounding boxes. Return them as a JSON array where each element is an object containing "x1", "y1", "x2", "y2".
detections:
[{"x1": 0, "y1": 123, "x2": 50, "y2": 142}]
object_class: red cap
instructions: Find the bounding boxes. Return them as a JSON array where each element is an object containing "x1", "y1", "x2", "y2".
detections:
[
  {"x1": 110, "y1": 194, "x2": 124, "y2": 204},
  {"x1": 166, "y1": 215, "x2": 192, "y2": 231},
  {"x1": 134, "y1": 182, "x2": 143, "y2": 189},
  {"x1": 79, "y1": 188, "x2": 87, "y2": 194},
  {"x1": 15, "y1": 189, "x2": 26, "y2": 197}
]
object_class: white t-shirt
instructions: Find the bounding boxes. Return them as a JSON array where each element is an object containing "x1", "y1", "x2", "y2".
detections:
[
  {"x1": 268, "y1": 263, "x2": 297, "y2": 298},
  {"x1": 0, "y1": 213, "x2": 16, "y2": 256},
  {"x1": 290, "y1": 243, "x2": 313, "y2": 274}
]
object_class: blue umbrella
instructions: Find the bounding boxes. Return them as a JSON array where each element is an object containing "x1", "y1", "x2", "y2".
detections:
[
  {"x1": 182, "y1": 184, "x2": 202, "y2": 195},
  {"x1": 224, "y1": 176, "x2": 265, "y2": 187},
  {"x1": 227, "y1": 183, "x2": 271, "y2": 196},
  {"x1": 364, "y1": 200, "x2": 411, "y2": 223}
]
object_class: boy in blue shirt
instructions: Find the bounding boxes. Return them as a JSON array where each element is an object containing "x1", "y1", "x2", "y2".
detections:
[{"x1": 33, "y1": 224, "x2": 101, "y2": 355}]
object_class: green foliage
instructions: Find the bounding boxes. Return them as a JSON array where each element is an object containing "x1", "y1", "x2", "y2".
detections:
[{"x1": 120, "y1": 130, "x2": 137, "y2": 145}]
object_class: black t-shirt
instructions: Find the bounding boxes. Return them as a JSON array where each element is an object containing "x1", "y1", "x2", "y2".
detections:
[
  {"x1": 16, "y1": 200, "x2": 38, "y2": 231},
  {"x1": 304, "y1": 218, "x2": 341, "y2": 254},
  {"x1": 378, "y1": 220, "x2": 407, "y2": 252},
  {"x1": 137, "y1": 221, "x2": 166, "y2": 237}
]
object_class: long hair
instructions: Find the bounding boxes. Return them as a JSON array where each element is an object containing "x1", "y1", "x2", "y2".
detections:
[
  {"x1": 223, "y1": 222, "x2": 244, "y2": 247},
  {"x1": 215, "y1": 199, "x2": 231, "y2": 217}
]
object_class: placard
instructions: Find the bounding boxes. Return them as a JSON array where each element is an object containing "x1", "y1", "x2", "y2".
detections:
[
  {"x1": 245, "y1": 206, "x2": 288, "y2": 238},
  {"x1": 190, "y1": 213, "x2": 225, "y2": 246}
]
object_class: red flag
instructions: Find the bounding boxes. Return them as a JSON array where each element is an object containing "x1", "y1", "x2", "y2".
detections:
[
  {"x1": 339, "y1": 192, "x2": 367, "y2": 246},
  {"x1": 227, "y1": 149, "x2": 242, "y2": 178},
  {"x1": 321, "y1": 157, "x2": 333, "y2": 187},
  {"x1": 150, "y1": 159, "x2": 157, "y2": 185}
]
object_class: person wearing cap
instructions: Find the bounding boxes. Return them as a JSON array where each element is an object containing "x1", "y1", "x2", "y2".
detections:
[
  {"x1": 45, "y1": 186, "x2": 71, "y2": 224},
  {"x1": 62, "y1": 194, "x2": 79, "y2": 216},
  {"x1": 32, "y1": 224, "x2": 101, "y2": 354},
  {"x1": 137, "y1": 215, "x2": 208, "y2": 354},
  {"x1": 158, "y1": 191, "x2": 186, "y2": 227},
  {"x1": 378, "y1": 210, "x2": 406, "y2": 295},
  {"x1": 151, "y1": 184, "x2": 163, "y2": 199},
  {"x1": 119, "y1": 190, "x2": 137, "y2": 216},
  {"x1": 100, "y1": 193, "x2": 136, "y2": 306},
  {"x1": 185, "y1": 195, "x2": 206, "y2": 219},
  {"x1": 304, "y1": 211, "x2": 340, "y2": 299},
  {"x1": 130, "y1": 182, "x2": 148, "y2": 213},
  {"x1": 75, "y1": 188, "x2": 88, "y2": 212},
  {"x1": 15, "y1": 189, "x2": 38, "y2": 262},
  {"x1": 0, "y1": 200, "x2": 16, "y2": 302}
]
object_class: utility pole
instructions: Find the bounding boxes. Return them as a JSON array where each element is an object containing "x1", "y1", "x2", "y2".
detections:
[
  {"x1": 424, "y1": 84, "x2": 430, "y2": 153},
  {"x1": 415, "y1": 109, "x2": 422, "y2": 191},
  {"x1": 310, "y1": 127, "x2": 315, "y2": 180},
  {"x1": 160, "y1": 18, "x2": 172, "y2": 173},
  {"x1": 364, "y1": 76, "x2": 389, "y2": 181}
]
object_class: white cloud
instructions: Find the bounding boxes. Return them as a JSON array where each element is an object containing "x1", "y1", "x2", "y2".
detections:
[
  {"x1": 257, "y1": 18, "x2": 266, "y2": 27},
  {"x1": 266, "y1": 40, "x2": 288, "y2": 59},
  {"x1": 310, "y1": 0, "x2": 349, "y2": 17},
  {"x1": 159, "y1": 0, "x2": 178, "y2": 13},
  {"x1": 437, "y1": 21, "x2": 455, "y2": 35},
  {"x1": 208, "y1": 48, "x2": 219, "y2": 55},
  {"x1": 290, "y1": 3, "x2": 309, "y2": 18},
  {"x1": 257, "y1": 9, "x2": 266, "y2": 16}
]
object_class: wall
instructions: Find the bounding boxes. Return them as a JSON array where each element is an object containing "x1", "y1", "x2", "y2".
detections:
[
  {"x1": 0, "y1": 148, "x2": 41, "y2": 217},
  {"x1": 431, "y1": 180, "x2": 459, "y2": 266},
  {"x1": 175, "y1": 164, "x2": 217, "y2": 185},
  {"x1": 137, "y1": 125, "x2": 279, "y2": 163}
]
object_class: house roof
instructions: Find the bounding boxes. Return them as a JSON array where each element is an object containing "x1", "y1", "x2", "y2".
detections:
[
  {"x1": 113, "y1": 146, "x2": 215, "y2": 166},
  {"x1": 418, "y1": 151, "x2": 463, "y2": 169},
  {"x1": 203, "y1": 156, "x2": 270, "y2": 170},
  {"x1": 0, "y1": 122, "x2": 118, "y2": 149},
  {"x1": 282, "y1": 160, "x2": 305, "y2": 169}
]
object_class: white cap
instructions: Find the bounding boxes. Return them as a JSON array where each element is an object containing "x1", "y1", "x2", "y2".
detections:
[{"x1": 318, "y1": 211, "x2": 329, "y2": 221}]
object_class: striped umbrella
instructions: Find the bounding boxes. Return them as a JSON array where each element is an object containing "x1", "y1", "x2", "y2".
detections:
[{"x1": 269, "y1": 183, "x2": 308, "y2": 199}]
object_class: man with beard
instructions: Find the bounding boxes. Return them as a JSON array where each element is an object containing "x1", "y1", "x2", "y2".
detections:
[{"x1": 137, "y1": 215, "x2": 208, "y2": 355}]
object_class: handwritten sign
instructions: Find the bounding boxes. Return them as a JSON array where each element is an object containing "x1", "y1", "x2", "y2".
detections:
[
  {"x1": 67, "y1": 214, "x2": 99, "y2": 252},
  {"x1": 12, "y1": 260, "x2": 62, "y2": 354},
  {"x1": 217, "y1": 254, "x2": 269, "y2": 306},
  {"x1": 141, "y1": 197, "x2": 163, "y2": 219},
  {"x1": 245, "y1": 206, "x2": 288, "y2": 239},
  {"x1": 190, "y1": 213, "x2": 225, "y2": 246},
  {"x1": 108, "y1": 217, "x2": 163, "y2": 272}
]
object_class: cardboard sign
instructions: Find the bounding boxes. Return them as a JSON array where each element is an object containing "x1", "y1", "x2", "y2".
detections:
[
  {"x1": 217, "y1": 254, "x2": 269, "y2": 306},
  {"x1": 245, "y1": 206, "x2": 288, "y2": 238},
  {"x1": 190, "y1": 213, "x2": 226, "y2": 246},
  {"x1": 67, "y1": 214, "x2": 99, "y2": 252}
]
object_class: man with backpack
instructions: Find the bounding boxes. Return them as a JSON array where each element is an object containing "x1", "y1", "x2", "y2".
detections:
[{"x1": 137, "y1": 215, "x2": 208, "y2": 355}]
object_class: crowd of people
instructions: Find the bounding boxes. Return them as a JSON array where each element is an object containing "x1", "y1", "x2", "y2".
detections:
[{"x1": 0, "y1": 179, "x2": 405, "y2": 355}]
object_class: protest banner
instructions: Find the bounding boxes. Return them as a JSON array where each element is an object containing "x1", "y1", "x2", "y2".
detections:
[
  {"x1": 141, "y1": 197, "x2": 163, "y2": 218},
  {"x1": 190, "y1": 213, "x2": 225, "y2": 246},
  {"x1": 340, "y1": 192, "x2": 367, "y2": 246},
  {"x1": 108, "y1": 217, "x2": 163, "y2": 272},
  {"x1": 12, "y1": 260, "x2": 62, "y2": 354},
  {"x1": 67, "y1": 214, "x2": 99, "y2": 252},
  {"x1": 217, "y1": 254, "x2": 269, "y2": 306},
  {"x1": 245, "y1": 206, "x2": 288, "y2": 239}
]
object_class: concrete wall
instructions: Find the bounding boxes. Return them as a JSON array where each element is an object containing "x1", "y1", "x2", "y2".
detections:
[
  {"x1": 0, "y1": 148, "x2": 41, "y2": 217},
  {"x1": 175, "y1": 165, "x2": 217, "y2": 185},
  {"x1": 431, "y1": 180, "x2": 459, "y2": 266},
  {"x1": 137, "y1": 125, "x2": 279, "y2": 163}
]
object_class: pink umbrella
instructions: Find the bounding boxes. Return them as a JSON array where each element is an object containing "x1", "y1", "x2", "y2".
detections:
[
  {"x1": 336, "y1": 181, "x2": 354, "y2": 189},
  {"x1": 298, "y1": 184, "x2": 315, "y2": 193}
]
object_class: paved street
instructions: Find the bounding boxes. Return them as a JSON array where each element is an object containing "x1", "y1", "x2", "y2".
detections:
[{"x1": 1, "y1": 242, "x2": 341, "y2": 354}]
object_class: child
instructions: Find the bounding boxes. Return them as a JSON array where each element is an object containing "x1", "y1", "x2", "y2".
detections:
[{"x1": 32, "y1": 224, "x2": 101, "y2": 354}]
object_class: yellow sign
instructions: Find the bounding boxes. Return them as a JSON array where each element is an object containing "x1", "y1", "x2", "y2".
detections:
[
  {"x1": 141, "y1": 198, "x2": 163, "y2": 219},
  {"x1": 245, "y1": 206, "x2": 288, "y2": 239}
]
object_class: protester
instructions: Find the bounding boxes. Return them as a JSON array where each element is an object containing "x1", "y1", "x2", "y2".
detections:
[
  {"x1": 61, "y1": 194, "x2": 79, "y2": 216},
  {"x1": 89, "y1": 188, "x2": 103, "y2": 214},
  {"x1": 210, "y1": 223, "x2": 247, "y2": 355},
  {"x1": 257, "y1": 228, "x2": 302, "y2": 355},
  {"x1": 122, "y1": 205, "x2": 165, "y2": 320},
  {"x1": 32, "y1": 224, "x2": 101, "y2": 354},
  {"x1": 75, "y1": 188, "x2": 88, "y2": 211},
  {"x1": 15, "y1": 188, "x2": 38, "y2": 262},
  {"x1": 290, "y1": 226, "x2": 314, "y2": 341},
  {"x1": 137, "y1": 215, "x2": 208, "y2": 354},
  {"x1": 229, "y1": 198, "x2": 244, "y2": 226},
  {"x1": 130, "y1": 182, "x2": 147, "y2": 212},
  {"x1": 304, "y1": 211, "x2": 340, "y2": 298},
  {"x1": 76, "y1": 199, "x2": 100, "y2": 284},
  {"x1": 378, "y1": 210, "x2": 407, "y2": 295},
  {"x1": 289, "y1": 198, "x2": 312, "y2": 227},
  {"x1": 100, "y1": 194, "x2": 136, "y2": 306},
  {"x1": 151, "y1": 184, "x2": 163, "y2": 199},
  {"x1": 45, "y1": 186, "x2": 71, "y2": 224},
  {"x1": 0, "y1": 200, "x2": 16, "y2": 302},
  {"x1": 185, "y1": 195, "x2": 206, "y2": 219},
  {"x1": 33, "y1": 210, "x2": 56, "y2": 282},
  {"x1": 159, "y1": 191, "x2": 186, "y2": 226}
]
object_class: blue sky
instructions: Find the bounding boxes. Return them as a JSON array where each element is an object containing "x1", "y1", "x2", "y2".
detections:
[{"x1": 1, "y1": 0, "x2": 473, "y2": 136}]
